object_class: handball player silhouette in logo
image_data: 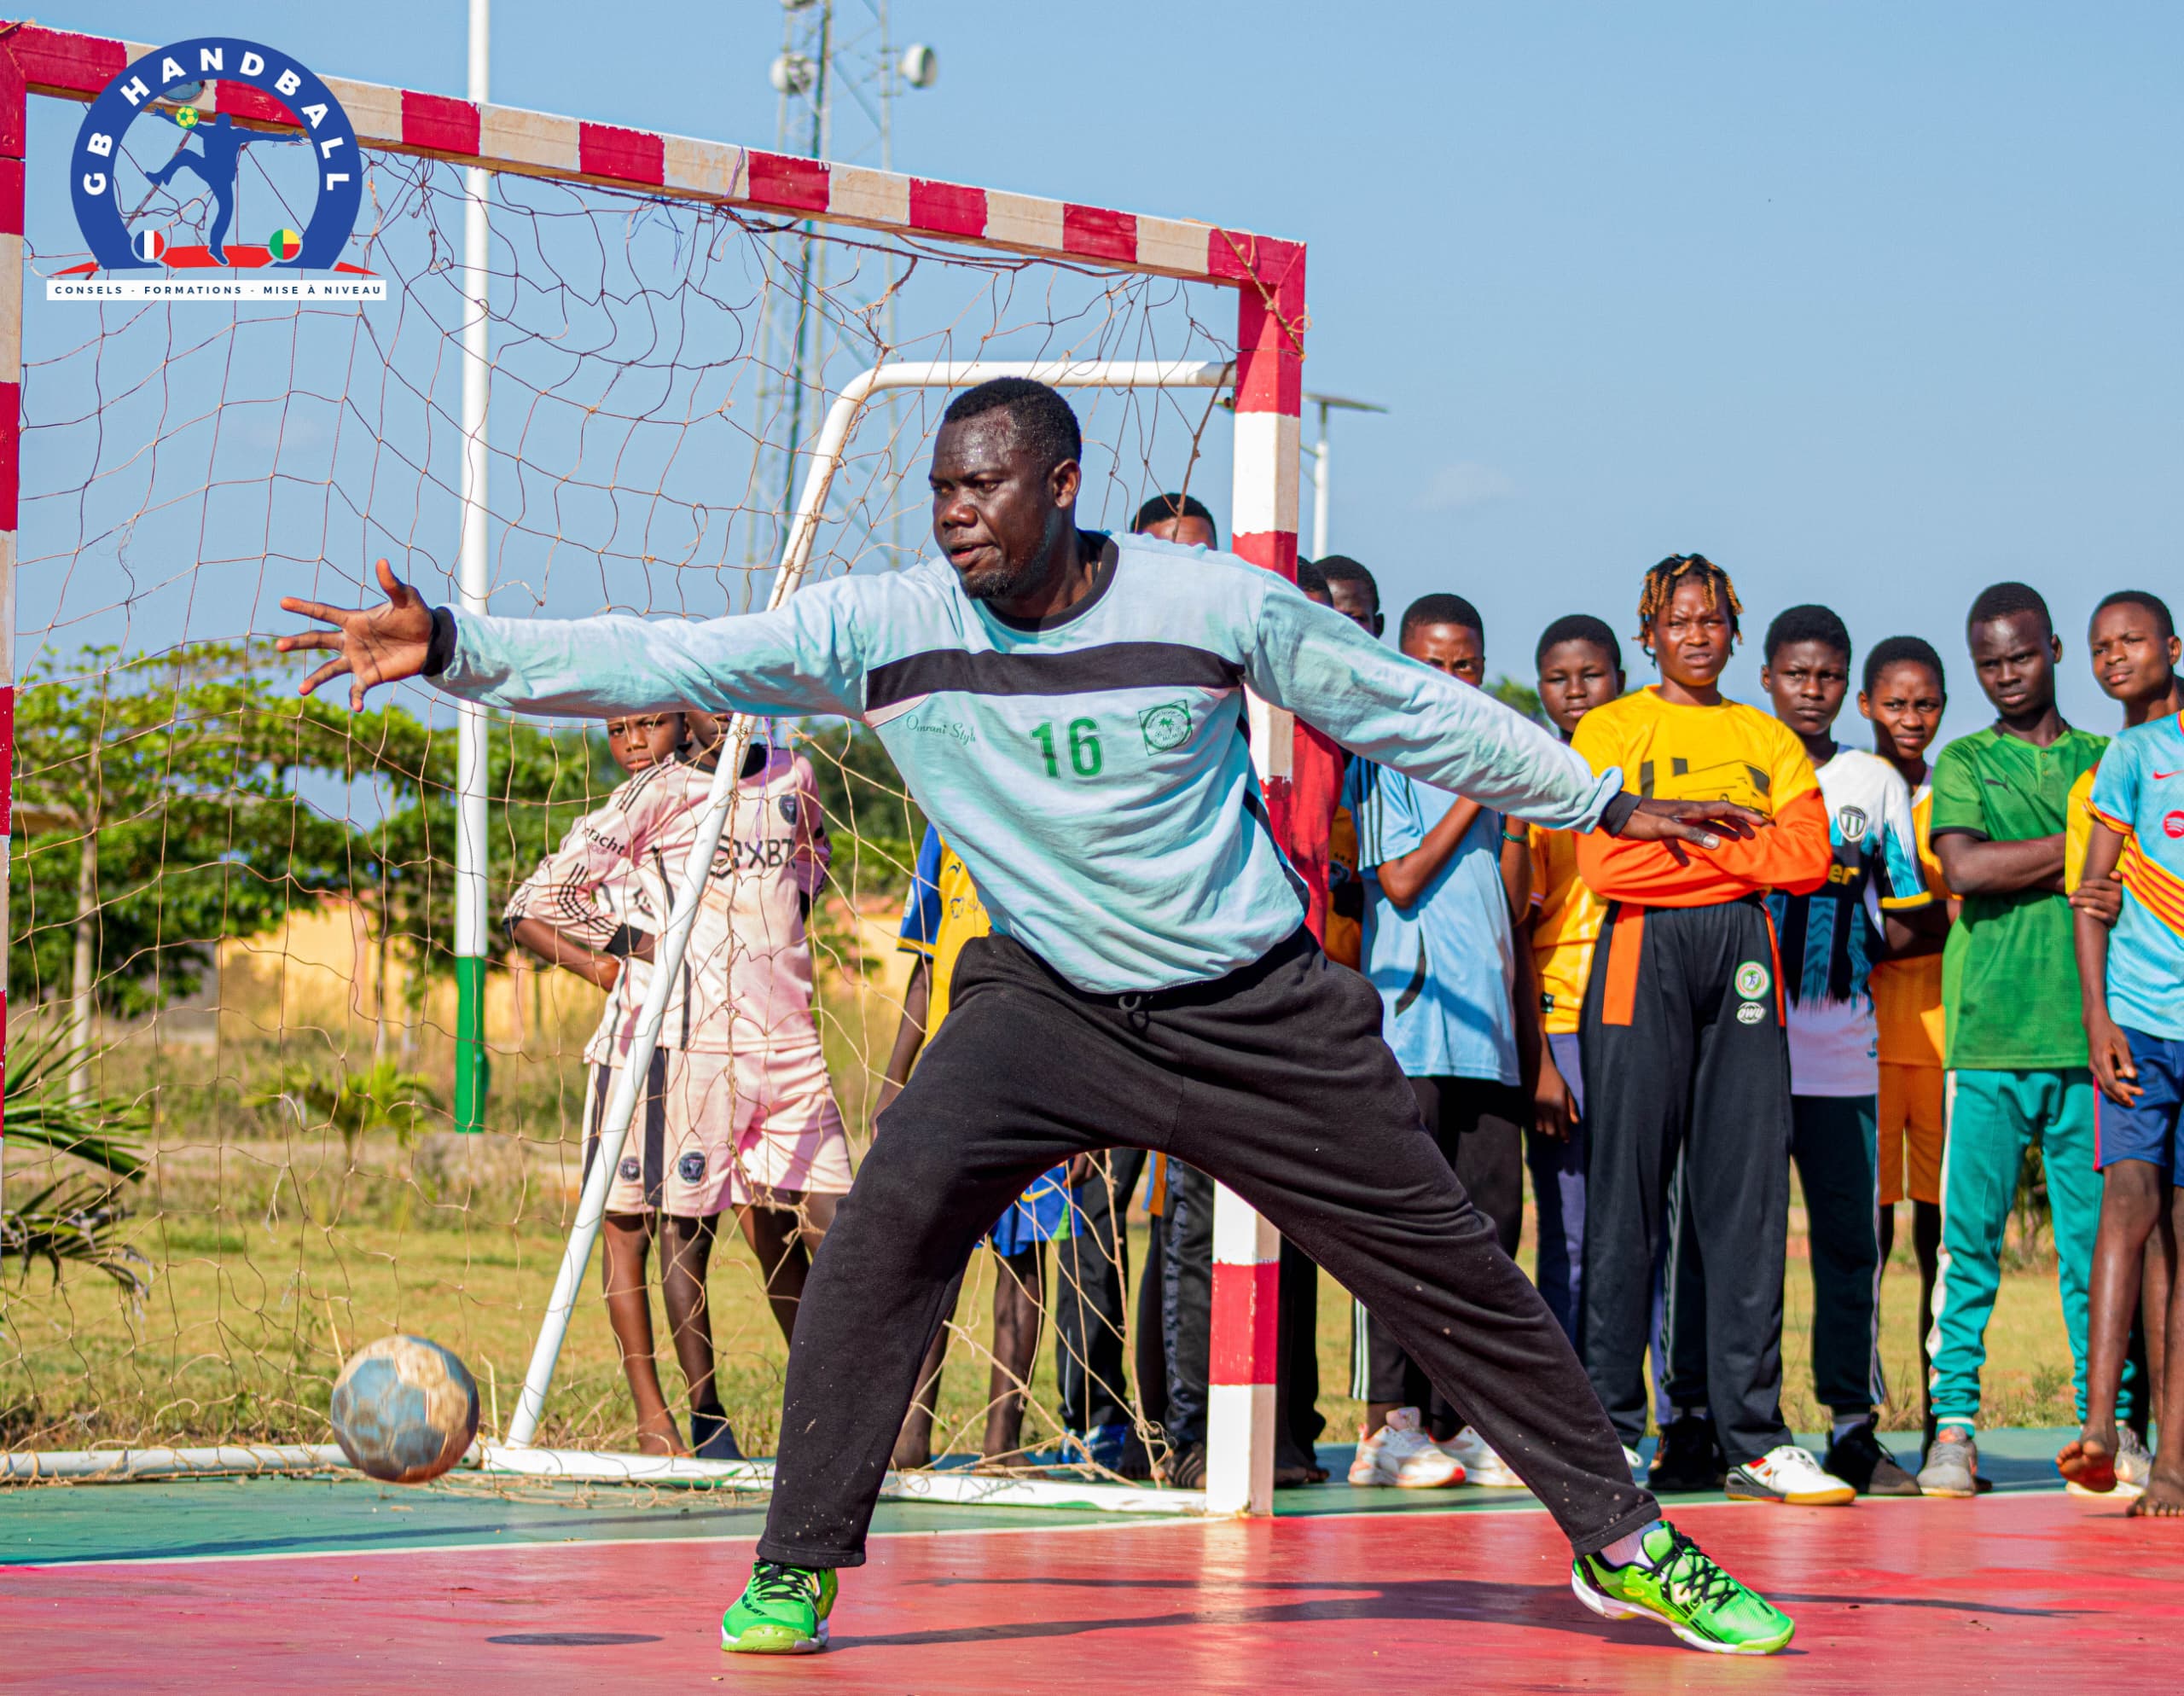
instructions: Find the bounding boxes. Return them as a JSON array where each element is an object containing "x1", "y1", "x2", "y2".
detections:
[{"x1": 142, "y1": 109, "x2": 303, "y2": 265}]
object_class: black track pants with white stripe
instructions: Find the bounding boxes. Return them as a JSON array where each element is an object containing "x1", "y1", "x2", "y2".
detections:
[
  {"x1": 1577, "y1": 897, "x2": 1795, "y2": 1467},
  {"x1": 757, "y1": 926, "x2": 1658, "y2": 1567}
]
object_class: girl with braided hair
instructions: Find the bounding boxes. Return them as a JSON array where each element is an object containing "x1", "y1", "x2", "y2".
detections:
[{"x1": 1570, "y1": 555, "x2": 1844, "y2": 1506}]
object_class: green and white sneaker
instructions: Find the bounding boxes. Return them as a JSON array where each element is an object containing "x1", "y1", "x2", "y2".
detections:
[
  {"x1": 721, "y1": 1560, "x2": 839, "y2": 1654},
  {"x1": 1571, "y1": 1522, "x2": 1795, "y2": 1655}
]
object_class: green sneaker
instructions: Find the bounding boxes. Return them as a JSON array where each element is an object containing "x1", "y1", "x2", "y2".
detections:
[
  {"x1": 721, "y1": 1560, "x2": 839, "y2": 1654},
  {"x1": 1571, "y1": 1522, "x2": 1794, "y2": 1655}
]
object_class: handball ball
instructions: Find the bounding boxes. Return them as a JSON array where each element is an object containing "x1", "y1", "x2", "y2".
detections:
[{"x1": 330, "y1": 1334, "x2": 480, "y2": 1484}]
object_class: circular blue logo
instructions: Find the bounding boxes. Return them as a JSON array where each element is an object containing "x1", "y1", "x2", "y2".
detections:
[
  {"x1": 676, "y1": 1151, "x2": 707, "y2": 1183},
  {"x1": 72, "y1": 38, "x2": 359, "y2": 272},
  {"x1": 617, "y1": 1157, "x2": 642, "y2": 1182}
]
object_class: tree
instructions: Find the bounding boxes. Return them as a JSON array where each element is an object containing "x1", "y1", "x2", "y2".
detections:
[
  {"x1": 358, "y1": 707, "x2": 624, "y2": 1008},
  {"x1": 793, "y1": 721, "x2": 924, "y2": 895},
  {"x1": 9, "y1": 644, "x2": 390, "y2": 1092},
  {"x1": 1488, "y1": 675, "x2": 1544, "y2": 724}
]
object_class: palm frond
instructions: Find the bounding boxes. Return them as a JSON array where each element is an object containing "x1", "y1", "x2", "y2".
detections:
[
  {"x1": 3, "y1": 1027, "x2": 150, "y2": 1180},
  {"x1": 1, "y1": 1180, "x2": 153, "y2": 1300}
]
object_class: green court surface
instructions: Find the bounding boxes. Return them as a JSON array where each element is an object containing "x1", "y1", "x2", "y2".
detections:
[{"x1": 2, "y1": 1429, "x2": 2077, "y2": 1567}]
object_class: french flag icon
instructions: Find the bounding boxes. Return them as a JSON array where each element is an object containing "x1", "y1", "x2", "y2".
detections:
[{"x1": 131, "y1": 226, "x2": 166, "y2": 263}]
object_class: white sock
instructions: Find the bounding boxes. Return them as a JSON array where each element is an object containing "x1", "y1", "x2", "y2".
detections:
[
  {"x1": 1600, "y1": 1521, "x2": 1663, "y2": 1568},
  {"x1": 1831, "y1": 1414, "x2": 1868, "y2": 1443}
]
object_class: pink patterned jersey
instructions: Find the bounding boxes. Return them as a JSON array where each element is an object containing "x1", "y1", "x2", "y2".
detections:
[{"x1": 502, "y1": 746, "x2": 831, "y2": 1061}]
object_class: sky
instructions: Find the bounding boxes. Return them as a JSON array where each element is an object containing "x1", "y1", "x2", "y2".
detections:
[{"x1": 27, "y1": 0, "x2": 2181, "y2": 740}]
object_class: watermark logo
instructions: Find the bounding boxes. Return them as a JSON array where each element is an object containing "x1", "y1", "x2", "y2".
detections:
[{"x1": 50, "y1": 38, "x2": 385, "y2": 303}]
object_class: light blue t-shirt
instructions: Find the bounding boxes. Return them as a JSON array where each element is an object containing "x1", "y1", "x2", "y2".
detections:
[
  {"x1": 1344, "y1": 760, "x2": 1519, "y2": 1083},
  {"x1": 2087, "y1": 713, "x2": 2184, "y2": 1041},
  {"x1": 433, "y1": 534, "x2": 1623, "y2": 995}
]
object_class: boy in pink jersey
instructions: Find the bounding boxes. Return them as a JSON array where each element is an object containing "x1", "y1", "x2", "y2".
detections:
[{"x1": 507, "y1": 714, "x2": 850, "y2": 1458}]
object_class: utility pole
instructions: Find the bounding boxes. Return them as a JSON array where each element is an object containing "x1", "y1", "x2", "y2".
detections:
[
  {"x1": 1302, "y1": 390, "x2": 1387, "y2": 560},
  {"x1": 748, "y1": 1, "x2": 937, "y2": 572}
]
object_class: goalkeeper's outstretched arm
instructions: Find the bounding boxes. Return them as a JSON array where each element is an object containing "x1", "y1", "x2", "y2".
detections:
[
  {"x1": 1247, "y1": 584, "x2": 1766, "y2": 854},
  {"x1": 279, "y1": 559, "x2": 863, "y2": 720}
]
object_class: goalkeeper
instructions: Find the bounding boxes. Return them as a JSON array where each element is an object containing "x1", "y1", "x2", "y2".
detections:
[{"x1": 280, "y1": 377, "x2": 1797, "y2": 1659}]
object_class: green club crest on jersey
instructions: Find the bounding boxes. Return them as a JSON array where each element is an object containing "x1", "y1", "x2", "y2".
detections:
[
  {"x1": 1139, "y1": 700, "x2": 1193, "y2": 752},
  {"x1": 1734, "y1": 960, "x2": 1770, "y2": 999}
]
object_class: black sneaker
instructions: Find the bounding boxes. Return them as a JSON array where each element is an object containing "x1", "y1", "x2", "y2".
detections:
[
  {"x1": 1164, "y1": 1441, "x2": 1206, "y2": 1490},
  {"x1": 691, "y1": 1407, "x2": 746, "y2": 1462},
  {"x1": 1649, "y1": 1414, "x2": 1728, "y2": 1494},
  {"x1": 1823, "y1": 1419, "x2": 1920, "y2": 1496}
]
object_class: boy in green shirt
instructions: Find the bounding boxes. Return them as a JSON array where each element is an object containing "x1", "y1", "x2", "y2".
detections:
[{"x1": 1919, "y1": 583, "x2": 2111, "y2": 1497}]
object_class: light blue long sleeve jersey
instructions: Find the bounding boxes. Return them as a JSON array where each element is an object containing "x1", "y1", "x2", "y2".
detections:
[{"x1": 432, "y1": 534, "x2": 1626, "y2": 993}]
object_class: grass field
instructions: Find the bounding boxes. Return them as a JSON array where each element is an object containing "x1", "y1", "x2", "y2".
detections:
[{"x1": 3, "y1": 1135, "x2": 2079, "y2": 1460}]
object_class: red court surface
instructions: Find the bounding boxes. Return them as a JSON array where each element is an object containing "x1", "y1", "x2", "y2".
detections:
[{"x1": 5, "y1": 1490, "x2": 2176, "y2": 1693}]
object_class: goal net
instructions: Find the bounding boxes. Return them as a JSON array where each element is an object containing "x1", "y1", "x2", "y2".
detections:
[{"x1": 0, "y1": 26, "x2": 1308, "y2": 1507}]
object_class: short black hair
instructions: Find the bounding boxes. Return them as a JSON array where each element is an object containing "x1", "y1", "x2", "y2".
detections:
[
  {"x1": 1763, "y1": 603, "x2": 1852, "y2": 666},
  {"x1": 1294, "y1": 556, "x2": 1330, "y2": 599},
  {"x1": 2094, "y1": 589, "x2": 2176, "y2": 643},
  {"x1": 1862, "y1": 634, "x2": 1947, "y2": 697},
  {"x1": 1402, "y1": 593, "x2": 1483, "y2": 643},
  {"x1": 1130, "y1": 491, "x2": 1217, "y2": 542},
  {"x1": 941, "y1": 377, "x2": 1082, "y2": 472},
  {"x1": 1536, "y1": 613, "x2": 1622, "y2": 675},
  {"x1": 1316, "y1": 555, "x2": 1380, "y2": 613},
  {"x1": 1967, "y1": 580, "x2": 2051, "y2": 636}
]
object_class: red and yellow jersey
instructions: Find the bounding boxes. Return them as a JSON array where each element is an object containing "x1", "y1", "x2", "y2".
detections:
[
  {"x1": 1529, "y1": 824, "x2": 1605, "y2": 1036},
  {"x1": 1869, "y1": 783, "x2": 1949, "y2": 1069},
  {"x1": 1569, "y1": 687, "x2": 1831, "y2": 907}
]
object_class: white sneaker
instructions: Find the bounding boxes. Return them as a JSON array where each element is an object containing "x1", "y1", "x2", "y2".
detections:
[
  {"x1": 1347, "y1": 1407, "x2": 1465, "y2": 1488},
  {"x1": 1725, "y1": 1443, "x2": 1856, "y2": 1506},
  {"x1": 1440, "y1": 1426, "x2": 1525, "y2": 1489}
]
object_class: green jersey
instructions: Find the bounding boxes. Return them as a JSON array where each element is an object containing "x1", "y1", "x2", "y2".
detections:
[{"x1": 1930, "y1": 723, "x2": 2107, "y2": 1070}]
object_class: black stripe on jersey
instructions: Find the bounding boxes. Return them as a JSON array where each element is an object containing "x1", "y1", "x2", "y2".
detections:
[{"x1": 866, "y1": 642, "x2": 1243, "y2": 712}]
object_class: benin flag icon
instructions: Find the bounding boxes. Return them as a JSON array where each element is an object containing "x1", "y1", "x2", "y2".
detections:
[
  {"x1": 267, "y1": 228, "x2": 306, "y2": 262},
  {"x1": 131, "y1": 226, "x2": 166, "y2": 262}
]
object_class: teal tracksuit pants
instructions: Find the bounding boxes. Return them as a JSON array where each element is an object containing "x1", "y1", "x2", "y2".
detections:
[{"x1": 1927, "y1": 1068, "x2": 2129, "y2": 1428}]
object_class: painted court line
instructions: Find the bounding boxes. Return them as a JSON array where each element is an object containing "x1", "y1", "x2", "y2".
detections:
[{"x1": 2, "y1": 1501, "x2": 1214, "y2": 1571}]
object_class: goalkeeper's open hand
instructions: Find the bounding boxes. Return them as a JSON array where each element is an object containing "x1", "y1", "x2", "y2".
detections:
[
  {"x1": 1612, "y1": 795, "x2": 1768, "y2": 854},
  {"x1": 277, "y1": 558, "x2": 437, "y2": 708}
]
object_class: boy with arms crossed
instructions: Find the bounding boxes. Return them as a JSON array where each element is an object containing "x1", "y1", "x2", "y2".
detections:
[
  {"x1": 1345, "y1": 592, "x2": 1526, "y2": 1491},
  {"x1": 1859, "y1": 636, "x2": 1955, "y2": 1441},
  {"x1": 287, "y1": 380, "x2": 1797, "y2": 1657},
  {"x1": 1919, "y1": 583, "x2": 2115, "y2": 1496},
  {"x1": 1760, "y1": 607, "x2": 1933, "y2": 1496}
]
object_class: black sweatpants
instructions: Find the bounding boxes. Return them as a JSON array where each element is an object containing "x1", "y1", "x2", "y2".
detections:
[
  {"x1": 1056, "y1": 1147, "x2": 1147, "y2": 1432},
  {"x1": 758, "y1": 928, "x2": 1656, "y2": 1567},
  {"x1": 1579, "y1": 897, "x2": 1793, "y2": 1466},
  {"x1": 1160, "y1": 1158, "x2": 1215, "y2": 1445},
  {"x1": 1792, "y1": 1094, "x2": 1885, "y2": 1419},
  {"x1": 1356, "y1": 1077, "x2": 1525, "y2": 1426}
]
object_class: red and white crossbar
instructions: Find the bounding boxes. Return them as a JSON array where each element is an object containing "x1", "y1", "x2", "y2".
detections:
[{"x1": 0, "y1": 21, "x2": 1306, "y2": 1516}]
